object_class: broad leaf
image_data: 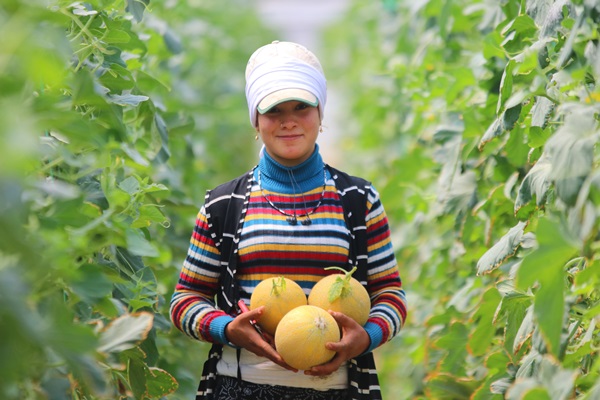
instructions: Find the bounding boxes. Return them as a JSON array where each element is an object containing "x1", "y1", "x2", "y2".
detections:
[
  {"x1": 515, "y1": 152, "x2": 552, "y2": 212},
  {"x1": 545, "y1": 110, "x2": 597, "y2": 207},
  {"x1": 468, "y1": 287, "x2": 502, "y2": 356},
  {"x1": 479, "y1": 117, "x2": 502, "y2": 150},
  {"x1": 506, "y1": 379, "x2": 546, "y2": 400},
  {"x1": 433, "y1": 322, "x2": 469, "y2": 375},
  {"x1": 516, "y1": 218, "x2": 577, "y2": 356},
  {"x1": 126, "y1": 0, "x2": 150, "y2": 23},
  {"x1": 538, "y1": 356, "x2": 577, "y2": 400},
  {"x1": 98, "y1": 312, "x2": 154, "y2": 353},
  {"x1": 514, "y1": 305, "x2": 535, "y2": 353},
  {"x1": 106, "y1": 92, "x2": 149, "y2": 107},
  {"x1": 477, "y1": 221, "x2": 528, "y2": 275},
  {"x1": 128, "y1": 358, "x2": 147, "y2": 399},
  {"x1": 425, "y1": 373, "x2": 478, "y2": 399},
  {"x1": 530, "y1": 96, "x2": 554, "y2": 128},
  {"x1": 497, "y1": 60, "x2": 514, "y2": 114},
  {"x1": 126, "y1": 228, "x2": 159, "y2": 257},
  {"x1": 146, "y1": 367, "x2": 178, "y2": 397}
]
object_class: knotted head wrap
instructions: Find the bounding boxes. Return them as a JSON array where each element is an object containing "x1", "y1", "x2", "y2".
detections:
[{"x1": 245, "y1": 41, "x2": 327, "y2": 128}]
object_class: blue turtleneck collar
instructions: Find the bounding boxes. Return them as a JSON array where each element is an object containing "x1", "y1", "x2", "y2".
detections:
[{"x1": 255, "y1": 144, "x2": 325, "y2": 194}]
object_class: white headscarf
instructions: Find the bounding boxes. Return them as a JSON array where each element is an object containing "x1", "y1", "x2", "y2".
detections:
[{"x1": 245, "y1": 43, "x2": 327, "y2": 128}]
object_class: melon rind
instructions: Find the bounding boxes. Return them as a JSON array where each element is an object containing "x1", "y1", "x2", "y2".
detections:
[
  {"x1": 250, "y1": 276, "x2": 307, "y2": 335},
  {"x1": 274, "y1": 305, "x2": 340, "y2": 370},
  {"x1": 308, "y1": 272, "x2": 371, "y2": 326}
]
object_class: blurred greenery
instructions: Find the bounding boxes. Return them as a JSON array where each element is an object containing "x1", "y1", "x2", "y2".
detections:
[
  {"x1": 0, "y1": 0, "x2": 274, "y2": 398},
  {"x1": 1, "y1": 0, "x2": 599, "y2": 399},
  {"x1": 324, "y1": 0, "x2": 600, "y2": 398}
]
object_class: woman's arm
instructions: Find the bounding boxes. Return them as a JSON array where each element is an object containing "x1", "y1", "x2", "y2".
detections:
[
  {"x1": 169, "y1": 206, "x2": 234, "y2": 345},
  {"x1": 362, "y1": 186, "x2": 407, "y2": 353}
]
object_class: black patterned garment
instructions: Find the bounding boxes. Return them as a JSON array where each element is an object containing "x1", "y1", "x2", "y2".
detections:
[{"x1": 214, "y1": 376, "x2": 350, "y2": 400}]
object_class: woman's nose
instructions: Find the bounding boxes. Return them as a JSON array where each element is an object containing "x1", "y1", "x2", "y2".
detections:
[{"x1": 280, "y1": 116, "x2": 297, "y2": 129}]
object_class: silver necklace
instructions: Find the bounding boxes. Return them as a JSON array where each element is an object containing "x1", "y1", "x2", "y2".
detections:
[{"x1": 257, "y1": 167, "x2": 327, "y2": 226}]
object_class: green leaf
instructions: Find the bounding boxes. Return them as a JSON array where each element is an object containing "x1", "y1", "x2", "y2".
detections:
[
  {"x1": 530, "y1": 97, "x2": 555, "y2": 129},
  {"x1": 433, "y1": 113, "x2": 465, "y2": 144},
  {"x1": 538, "y1": 356, "x2": 577, "y2": 400},
  {"x1": 483, "y1": 30, "x2": 505, "y2": 59},
  {"x1": 153, "y1": 113, "x2": 171, "y2": 163},
  {"x1": 131, "y1": 205, "x2": 168, "y2": 228},
  {"x1": 126, "y1": 229, "x2": 159, "y2": 257},
  {"x1": 128, "y1": 358, "x2": 147, "y2": 399},
  {"x1": 103, "y1": 29, "x2": 131, "y2": 44},
  {"x1": 469, "y1": 287, "x2": 502, "y2": 356},
  {"x1": 522, "y1": 389, "x2": 552, "y2": 400},
  {"x1": 433, "y1": 322, "x2": 469, "y2": 374},
  {"x1": 533, "y1": 275, "x2": 564, "y2": 356},
  {"x1": 70, "y1": 263, "x2": 114, "y2": 303},
  {"x1": 515, "y1": 152, "x2": 552, "y2": 212},
  {"x1": 514, "y1": 305, "x2": 535, "y2": 353},
  {"x1": 580, "y1": 380, "x2": 600, "y2": 400},
  {"x1": 146, "y1": 367, "x2": 178, "y2": 397},
  {"x1": 527, "y1": 126, "x2": 552, "y2": 148},
  {"x1": 507, "y1": 378, "x2": 543, "y2": 399},
  {"x1": 119, "y1": 176, "x2": 140, "y2": 195},
  {"x1": 479, "y1": 118, "x2": 502, "y2": 150},
  {"x1": 126, "y1": 0, "x2": 150, "y2": 23},
  {"x1": 477, "y1": 221, "x2": 528, "y2": 275},
  {"x1": 545, "y1": 110, "x2": 596, "y2": 207},
  {"x1": 503, "y1": 104, "x2": 522, "y2": 131},
  {"x1": 107, "y1": 92, "x2": 149, "y2": 107},
  {"x1": 328, "y1": 277, "x2": 345, "y2": 303},
  {"x1": 516, "y1": 218, "x2": 577, "y2": 356},
  {"x1": 497, "y1": 61, "x2": 514, "y2": 113},
  {"x1": 98, "y1": 312, "x2": 154, "y2": 353},
  {"x1": 425, "y1": 373, "x2": 478, "y2": 399},
  {"x1": 502, "y1": 15, "x2": 537, "y2": 37}
]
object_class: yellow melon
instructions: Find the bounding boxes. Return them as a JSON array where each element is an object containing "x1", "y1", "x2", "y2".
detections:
[
  {"x1": 250, "y1": 276, "x2": 307, "y2": 335},
  {"x1": 308, "y1": 266, "x2": 371, "y2": 326},
  {"x1": 275, "y1": 305, "x2": 340, "y2": 370}
]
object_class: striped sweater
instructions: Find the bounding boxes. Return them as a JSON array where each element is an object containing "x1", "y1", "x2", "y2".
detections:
[{"x1": 171, "y1": 147, "x2": 406, "y2": 355}]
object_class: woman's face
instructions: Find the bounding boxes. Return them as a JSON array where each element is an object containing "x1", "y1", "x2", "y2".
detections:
[{"x1": 256, "y1": 100, "x2": 321, "y2": 167}]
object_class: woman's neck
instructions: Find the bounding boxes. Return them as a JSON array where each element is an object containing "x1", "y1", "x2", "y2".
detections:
[{"x1": 257, "y1": 145, "x2": 324, "y2": 193}]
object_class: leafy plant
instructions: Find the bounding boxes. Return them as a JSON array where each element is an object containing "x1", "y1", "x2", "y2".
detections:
[
  {"x1": 0, "y1": 0, "x2": 273, "y2": 398},
  {"x1": 325, "y1": 0, "x2": 600, "y2": 398}
]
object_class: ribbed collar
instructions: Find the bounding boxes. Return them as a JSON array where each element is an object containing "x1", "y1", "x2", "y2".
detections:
[{"x1": 255, "y1": 144, "x2": 325, "y2": 194}]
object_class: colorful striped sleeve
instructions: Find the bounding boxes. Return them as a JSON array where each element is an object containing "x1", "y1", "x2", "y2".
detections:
[
  {"x1": 362, "y1": 185, "x2": 407, "y2": 353},
  {"x1": 169, "y1": 206, "x2": 233, "y2": 346}
]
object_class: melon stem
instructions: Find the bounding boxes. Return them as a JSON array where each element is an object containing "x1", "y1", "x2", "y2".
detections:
[{"x1": 271, "y1": 276, "x2": 286, "y2": 296}]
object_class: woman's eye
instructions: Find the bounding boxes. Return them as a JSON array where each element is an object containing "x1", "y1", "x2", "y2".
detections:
[
  {"x1": 296, "y1": 103, "x2": 308, "y2": 110},
  {"x1": 265, "y1": 107, "x2": 280, "y2": 114}
]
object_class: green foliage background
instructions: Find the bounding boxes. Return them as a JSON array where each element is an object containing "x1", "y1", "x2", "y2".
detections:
[
  {"x1": 0, "y1": 0, "x2": 599, "y2": 399},
  {"x1": 324, "y1": 0, "x2": 600, "y2": 399}
]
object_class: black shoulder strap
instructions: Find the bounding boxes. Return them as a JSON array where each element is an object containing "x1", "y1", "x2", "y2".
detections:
[
  {"x1": 327, "y1": 165, "x2": 371, "y2": 284},
  {"x1": 203, "y1": 169, "x2": 254, "y2": 314}
]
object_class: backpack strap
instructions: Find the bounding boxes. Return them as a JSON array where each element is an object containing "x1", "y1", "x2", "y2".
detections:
[
  {"x1": 196, "y1": 169, "x2": 254, "y2": 400},
  {"x1": 327, "y1": 165, "x2": 371, "y2": 284},
  {"x1": 203, "y1": 169, "x2": 254, "y2": 314},
  {"x1": 327, "y1": 165, "x2": 383, "y2": 399}
]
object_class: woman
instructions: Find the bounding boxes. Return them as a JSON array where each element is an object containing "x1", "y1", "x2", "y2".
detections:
[{"x1": 170, "y1": 41, "x2": 407, "y2": 400}]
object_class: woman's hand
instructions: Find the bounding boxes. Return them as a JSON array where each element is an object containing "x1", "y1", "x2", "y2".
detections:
[
  {"x1": 304, "y1": 310, "x2": 370, "y2": 377},
  {"x1": 225, "y1": 306, "x2": 298, "y2": 372}
]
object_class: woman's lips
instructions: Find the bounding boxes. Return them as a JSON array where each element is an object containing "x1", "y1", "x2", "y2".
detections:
[{"x1": 278, "y1": 134, "x2": 302, "y2": 139}]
